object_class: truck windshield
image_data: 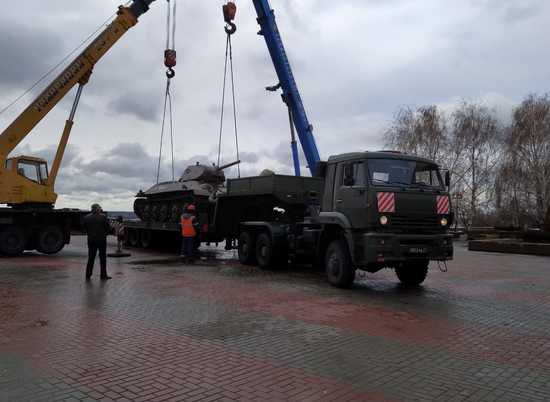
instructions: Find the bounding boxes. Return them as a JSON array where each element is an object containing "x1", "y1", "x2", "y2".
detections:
[{"x1": 367, "y1": 159, "x2": 443, "y2": 188}]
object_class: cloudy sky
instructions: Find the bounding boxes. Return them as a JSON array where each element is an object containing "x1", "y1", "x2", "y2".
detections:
[{"x1": 1, "y1": 0, "x2": 549, "y2": 210}]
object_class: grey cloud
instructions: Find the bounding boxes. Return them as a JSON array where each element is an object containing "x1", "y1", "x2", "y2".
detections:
[
  {"x1": 3, "y1": 0, "x2": 550, "y2": 209},
  {"x1": 476, "y1": 0, "x2": 542, "y2": 24},
  {"x1": 503, "y1": 3, "x2": 541, "y2": 24},
  {"x1": 0, "y1": 21, "x2": 62, "y2": 90},
  {"x1": 108, "y1": 90, "x2": 162, "y2": 122},
  {"x1": 13, "y1": 144, "x2": 80, "y2": 167},
  {"x1": 239, "y1": 151, "x2": 259, "y2": 164}
]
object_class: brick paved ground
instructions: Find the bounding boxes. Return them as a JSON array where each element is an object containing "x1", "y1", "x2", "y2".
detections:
[{"x1": 1, "y1": 237, "x2": 549, "y2": 402}]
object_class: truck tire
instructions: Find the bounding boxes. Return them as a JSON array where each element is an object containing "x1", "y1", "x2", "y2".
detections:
[
  {"x1": 238, "y1": 231, "x2": 257, "y2": 265},
  {"x1": 128, "y1": 229, "x2": 139, "y2": 247},
  {"x1": 0, "y1": 226, "x2": 27, "y2": 256},
  {"x1": 325, "y1": 239, "x2": 355, "y2": 288},
  {"x1": 140, "y1": 230, "x2": 153, "y2": 248},
  {"x1": 395, "y1": 261, "x2": 429, "y2": 286},
  {"x1": 36, "y1": 226, "x2": 65, "y2": 254},
  {"x1": 256, "y1": 233, "x2": 275, "y2": 269}
]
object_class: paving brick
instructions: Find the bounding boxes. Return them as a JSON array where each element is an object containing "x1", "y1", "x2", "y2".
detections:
[{"x1": 1, "y1": 239, "x2": 550, "y2": 401}]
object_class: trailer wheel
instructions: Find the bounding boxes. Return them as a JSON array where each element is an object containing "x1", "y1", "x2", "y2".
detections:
[
  {"x1": 140, "y1": 230, "x2": 153, "y2": 248},
  {"x1": 325, "y1": 239, "x2": 355, "y2": 288},
  {"x1": 395, "y1": 261, "x2": 429, "y2": 286},
  {"x1": 128, "y1": 229, "x2": 139, "y2": 247},
  {"x1": 238, "y1": 232, "x2": 256, "y2": 265},
  {"x1": 36, "y1": 226, "x2": 65, "y2": 255},
  {"x1": 0, "y1": 226, "x2": 27, "y2": 256}
]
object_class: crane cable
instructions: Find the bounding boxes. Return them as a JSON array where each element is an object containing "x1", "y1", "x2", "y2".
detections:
[
  {"x1": 0, "y1": 11, "x2": 117, "y2": 117},
  {"x1": 156, "y1": 0, "x2": 177, "y2": 184},
  {"x1": 217, "y1": 2, "x2": 240, "y2": 178},
  {"x1": 156, "y1": 80, "x2": 175, "y2": 184}
]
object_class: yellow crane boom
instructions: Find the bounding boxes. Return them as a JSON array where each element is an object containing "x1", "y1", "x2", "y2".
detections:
[{"x1": 0, "y1": 1, "x2": 157, "y2": 206}]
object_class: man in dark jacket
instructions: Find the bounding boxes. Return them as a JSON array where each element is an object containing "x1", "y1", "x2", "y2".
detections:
[{"x1": 84, "y1": 203, "x2": 111, "y2": 281}]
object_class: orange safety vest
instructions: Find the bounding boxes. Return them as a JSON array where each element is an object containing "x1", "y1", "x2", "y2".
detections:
[{"x1": 181, "y1": 216, "x2": 196, "y2": 237}]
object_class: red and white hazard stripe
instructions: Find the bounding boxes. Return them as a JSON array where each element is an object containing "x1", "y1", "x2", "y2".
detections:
[
  {"x1": 436, "y1": 195, "x2": 450, "y2": 214},
  {"x1": 377, "y1": 192, "x2": 395, "y2": 213}
]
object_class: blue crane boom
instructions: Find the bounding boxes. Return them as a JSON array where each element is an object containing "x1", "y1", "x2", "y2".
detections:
[{"x1": 251, "y1": 0, "x2": 321, "y2": 176}]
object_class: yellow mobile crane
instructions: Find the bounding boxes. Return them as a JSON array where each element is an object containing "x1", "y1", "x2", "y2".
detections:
[{"x1": 0, "y1": 0, "x2": 158, "y2": 256}]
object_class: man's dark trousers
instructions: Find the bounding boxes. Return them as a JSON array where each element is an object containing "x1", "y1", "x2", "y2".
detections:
[{"x1": 86, "y1": 240, "x2": 107, "y2": 278}]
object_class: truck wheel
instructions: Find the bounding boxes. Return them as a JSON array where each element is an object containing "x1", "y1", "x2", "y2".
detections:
[
  {"x1": 128, "y1": 229, "x2": 139, "y2": 247},
  {"x1": 36, "y1": 226, "x2": 65, "y2": 254},
  {"x1": 325, "y1": 239, "x2": 355, "y2": 288},
  {"x1": 140, "y1": 230, "x2": 153, "y2": 248},
  {"x1": 395, "y1": 261, "x2": 429, "y2": 286},
  {"x1": 0, "y1": 226, "x2": 27, "y2": 256},
  {"x1": 238, "y1": 232, "x2": 257, "y2": 265},
  {"x1": 256, "y1": 233, "x2": 275, "y2": 269}
]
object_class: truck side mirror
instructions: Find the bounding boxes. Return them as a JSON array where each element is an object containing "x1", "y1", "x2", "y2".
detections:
[{"x1": 444, "y1": 171, "x2": 451, "y2": 187}]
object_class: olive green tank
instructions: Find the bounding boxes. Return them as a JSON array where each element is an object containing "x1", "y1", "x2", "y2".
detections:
[{"x1": 133, "y1": 161, "x2": 239, "y2": 223}]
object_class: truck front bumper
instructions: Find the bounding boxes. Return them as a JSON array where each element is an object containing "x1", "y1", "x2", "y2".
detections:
[{"x1": 353, "y1": 232, "x2": 453, "y2": 268}]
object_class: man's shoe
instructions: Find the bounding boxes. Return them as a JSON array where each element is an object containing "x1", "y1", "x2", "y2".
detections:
[{"x1": 100, "y1": 276, "x2": 112, "y2": 280}]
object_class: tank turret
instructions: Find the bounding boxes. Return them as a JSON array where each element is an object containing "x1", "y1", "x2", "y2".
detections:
[{"x1": 133, "y1": 160, "x2": 239, "y2": 224}]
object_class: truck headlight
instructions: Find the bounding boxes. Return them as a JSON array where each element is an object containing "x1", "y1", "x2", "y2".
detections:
[
  {"x1": 380, "y1": 215, "x2": 389, "y2": 225},
  {"x1": 440, "y1": 217, "x2": 448, "y2": 227}
]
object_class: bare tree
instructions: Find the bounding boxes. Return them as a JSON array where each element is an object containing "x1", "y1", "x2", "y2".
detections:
[
  {"x1": 451, "y1": 101, "x2": 501, "y2": 228},
  {"x1": 386, "y1": 105, "x2": 447, "y2": 163},
  {"x1": 505, "y1": 94, "x2": 550, "y2": 227}
]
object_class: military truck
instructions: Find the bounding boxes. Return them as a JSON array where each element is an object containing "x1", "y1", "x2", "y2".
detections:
[{"x1": 213, "y1": 151, "x2": 454, "y2": 288}]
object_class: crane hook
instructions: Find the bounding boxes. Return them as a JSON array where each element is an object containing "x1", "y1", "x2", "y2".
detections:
[
  {"x1": 225, "y1": 22, "x2": 237, "y2": 36},
  {"x1": 164, "y1": 49, "x2": 177, "y2": 78},
  {"x1": 223, "y1": 2, "x2": 237, "y2": 35}
]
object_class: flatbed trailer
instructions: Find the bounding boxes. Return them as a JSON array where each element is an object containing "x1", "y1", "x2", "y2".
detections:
[
  {"x1": 0, "y1": 207, "x2": 86, "y2": 256},
  {"x1": 124, "y1": 213, "x2": 225, "y2": 251}
]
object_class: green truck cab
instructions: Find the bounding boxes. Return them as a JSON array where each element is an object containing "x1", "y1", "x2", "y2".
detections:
[
  {"x1": 316, "y1": 151, "x2": 453, "y2": 287},
  {"x1": 215, "y1": 151, "x2": 454, "y2": 288}
]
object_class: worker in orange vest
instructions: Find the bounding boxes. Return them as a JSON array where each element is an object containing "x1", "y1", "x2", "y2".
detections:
[{"x1": 180, "y1": 204, "x2": 199, "y2": 262}]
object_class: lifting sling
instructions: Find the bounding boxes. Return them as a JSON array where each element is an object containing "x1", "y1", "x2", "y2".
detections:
[
  {"x1": 156, "y1": 0, "x2": 177, "y2": 183},
  {"x1": 217, "y1": 2, "x2": 241, "y2": 178}
]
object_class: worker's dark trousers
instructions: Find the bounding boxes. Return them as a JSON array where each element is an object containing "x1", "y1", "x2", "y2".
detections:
[
  {"x1": 86, "y1": 240, "x2": 107, "y2": 278},
  {"x1": 181, "y1": 237, "x2": 195, "y2": 258}
]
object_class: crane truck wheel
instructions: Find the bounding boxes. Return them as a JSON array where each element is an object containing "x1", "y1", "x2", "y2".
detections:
[
  {"x1": 238, "y1": 231, "x2": 257, "y2": 265},
  {"x1": 36, "y1": 226, "x2": 65, "y2": 254},
  {"x1": 395, "y1": 261, "x2": 429, "y2": 286},
  {"x1": 325, "y1": 239, "x2": 355, "y2": 288},
  {"x1": 0, "y1": 226, "x2": 27, "y2": 256}
]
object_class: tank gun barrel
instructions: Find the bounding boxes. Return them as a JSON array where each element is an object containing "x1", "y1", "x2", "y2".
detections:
[{"x1": 217, "y1": 160, "x2": 241, "y2": 171}]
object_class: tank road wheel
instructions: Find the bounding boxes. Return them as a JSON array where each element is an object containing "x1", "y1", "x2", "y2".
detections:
[
  {"x1": 325, "y1": 239, "x2": 355, "y2": 288},
  {"x1": 238, "y1": 232, "x2": 257, "y2": 266},
  {"x1": 140, "y1": 230, "x2": 153, "y2": 249},
  {"x1": 36, "y1": 226, "x2": 65, "y2": 255},
  {"x1": 171, "y1": 204, "x2": 181, "y2": 223},
  {"x1": 0, "y1": 226, "x2": 27, "y2": 256},
  {"x1": 395, "y1": 261, "x2": 429, "y2": 286},
  {"x1": 158, "y1": 203, "x2": 169, "y2": 223},
  {"x1": 143, "y1": 205, "x2": 152, "y2": 221}
]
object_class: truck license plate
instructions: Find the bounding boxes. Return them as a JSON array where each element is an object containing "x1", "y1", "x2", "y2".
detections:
[{"x1": 409, "y1": 247, "x2": 427, "y2": 254}]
